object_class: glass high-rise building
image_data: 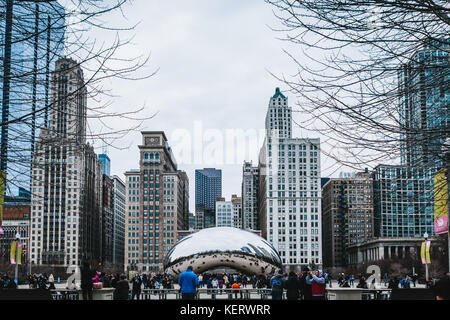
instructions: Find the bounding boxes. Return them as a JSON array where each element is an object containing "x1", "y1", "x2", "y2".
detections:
[
  {"x1": 371, "y1": 39, "x2": 449, "y2": 239},
  {"x1": 373, "y1": 165, "x2": 436, "y2": 238},
  {"x1": 98, "y1": 154, "x2": 111, "y2": 177},
  {"x1": 399, "y1": 39, "x2": 449, "y2": 168},
  {"x1": 195, "y1": 168, "x2": 222, "y2": 212},
  {"x1": 0, "y1": 1, "x2": 65, "y2": 195}
]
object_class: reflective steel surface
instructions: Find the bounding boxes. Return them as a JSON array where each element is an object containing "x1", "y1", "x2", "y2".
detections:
[{"x1": 164, "y1": 227, "x2": 282, "y2": 277}]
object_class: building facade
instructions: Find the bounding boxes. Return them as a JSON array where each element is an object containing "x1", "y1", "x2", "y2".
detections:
[
  {"x1": 399, "y1": 39, "x2": 449, "y2": 168},
  {"x1": 0, "y1": 191, "x2": 30, "y2": 265},
  {"x1": 112, "y1": 175, "x2": 125, "y2": 270},
  {"x1": 98, "y1": 154, "x2": 111, "y2": 177},
  {"x1": 215, "y1": 198, "x2": 233, "y2": 228},
  {"x1": 124, "y1": 131, "x2": 189, "y2": 272},
  {"x1": 242, "y1": 161, "x2": 259, "y2": 230},
  {"x1": 0, "y1": 1, "x2": 65, "y2": 195},
  {"x1": 195, "y1": 168, "x2": 222, "y2": 223},
  {"x1": 101, "y1": 174, "x2": 114, "y2": 266},
  {"x1": 373, "y1": 165, "x2": 437, "y2": 238},
  {"x1": 321, "y1": 171, "x2": 374, "y2": 268},
  {"x1": 258, "y1": 88, "x2": 322, "y2": 270},
  {"x1": 29, "y1": 58, "x2": 103, "y2": 267}
]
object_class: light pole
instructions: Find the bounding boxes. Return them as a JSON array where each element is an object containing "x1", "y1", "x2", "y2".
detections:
[
  {"x1": 14, "y1": 231, "x2": 20, "y2": 285},
  {"x1": 424, "y1": 232, "x2": 429, "y2": 285}
]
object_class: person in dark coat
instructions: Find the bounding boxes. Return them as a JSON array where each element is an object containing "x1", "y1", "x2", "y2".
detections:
[
  {"x1": 284, "y1": 271, "x2": 301, "y2": 300},
  {"x1": 299, "y1": 267, "x2": 312, "y2": 300},
  {"x1": 131, "y1": 275, "x2": 142, "y2": 300},
  {"x1": 114, "y1": 275, "x2": 130, "y2": 300},
  {"x1": 80, "y1": 262, "x2": 96, "y2": 300},
  {"x1": 433, "y1": 274, "x2": 450, "y2": 300}
]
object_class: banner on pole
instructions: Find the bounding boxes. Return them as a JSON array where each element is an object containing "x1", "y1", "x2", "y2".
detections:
[
  {"x1": 17, "y1": 242, "x2": 22, "y2": 265},
  {"x1": 10, "y1": 241, "x2": 17, "y2": 264},
  {"x1": 434, "y1": 169, "x2": 448, "y2": 235},
  {"x1": 421, "y1": 241, "x2": 431, "y2": 265},
  {"x1": 0, "y1": 171, "x2": 6, "y2": 235}
]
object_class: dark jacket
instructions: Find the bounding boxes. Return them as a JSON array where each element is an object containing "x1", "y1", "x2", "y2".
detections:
[
  {"x1": 299, "y1": 273, "x2": 312, "y2": 300},
  {"x1": 270, "y1": 274, "x2": 284, "y2": 293},
  {"x1": 132, "y1": 278, "x2": 142, "y2": 292},
  {"x1": 284, "y1": 275, "x2": 301, "y2": 300},
  {"x1": 115, "y1": 280, "x2": 130, "y2": 300},
  {"x1": 80, "y1": 267, "x2": 96, "y2": 290}
]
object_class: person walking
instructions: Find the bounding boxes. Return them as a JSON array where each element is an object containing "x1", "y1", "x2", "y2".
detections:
[
  {"x1": 178, "y1": 266, "x2": 199, "y2": 300},
  {"x1": 349, "y1": 275, "x2": 354, "y2": 287},
  {"x1": 80, "y1": 262, "x2": 96, "y2": 300},
  {"x1": 284, "y1": 271, "x2": 301, "y2": 300}
]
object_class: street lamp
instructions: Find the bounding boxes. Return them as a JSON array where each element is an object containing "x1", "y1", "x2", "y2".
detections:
[
  {"x1": 424, "y1": 232, "x2": 429, "y2": 285},
  {"x1": 14, "y1": 232, "x2": 20, "y2": 285}
]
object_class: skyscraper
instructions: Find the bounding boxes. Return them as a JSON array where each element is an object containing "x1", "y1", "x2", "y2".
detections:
[
  {"x1": 98, "y1": 154, "x2": 111, "y2": 177},
  {"x1": 195, "y1": 168, "x2": 222, "y2": 212},
  {"x1": 124, "y1": 131, "x2": 189, "y2": 272},
  {"x1": 195, "y1": 168, "x2": 222, "y2": 229},
  {"x1": 101, "y1": 173, "x2": 114, "y2": 266},
  {"x1": 399, "y1": 39, "x2": 449, "y2": 168},
  {"x1": 30, "y1": 58, "x2": 103, "y2": 267},
  {"x1": 0, "y1": 1, "x2": 65, "y2": 195},
  {"x1": 242, "y1": 161, "x2": 259, "y2": 230},
  {"x1": 112, "y1": 175, "x2": 126, "y2": 270},
  {"x1": 259, "y1": 88, "x2": 322, "y2": 270}
]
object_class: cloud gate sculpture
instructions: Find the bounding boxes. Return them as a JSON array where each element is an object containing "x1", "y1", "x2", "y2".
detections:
[{"x1": 164, "y1": 227, "x2": 283, "y2": 277}]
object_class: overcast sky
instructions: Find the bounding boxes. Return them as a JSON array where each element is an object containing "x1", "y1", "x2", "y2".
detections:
[{"x1": 87, "y1": 0, "x2": 348, "y2": 212}]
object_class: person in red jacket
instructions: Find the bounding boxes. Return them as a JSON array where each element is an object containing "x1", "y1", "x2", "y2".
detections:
[{"x1": 306, "y1": 270, "x2": 326, "y2": 300}]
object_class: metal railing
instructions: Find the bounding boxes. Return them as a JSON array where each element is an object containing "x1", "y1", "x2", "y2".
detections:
[
  {"x1": 129, "y1": 288, "x2": 276, "y2": 300},
  {"x1": 361, "y1": 289, "x2": 392, "y2": 300},
  {"x1": 49, "y1": 288, "x2": 393, "y2": 300},
  {"x1": 50, "y1": 289, "x2": 80, "y2": 300}
]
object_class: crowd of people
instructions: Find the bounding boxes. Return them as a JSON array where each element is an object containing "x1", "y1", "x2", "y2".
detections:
[
  {"x1": 1, "y1": 262, "x2": 449, "y2": 300},
  {"x1": 0, "y1": 273, "x2": 17, "y2": 289},
  {"x1": 178, "y1": 266, "x2": 330, "y2": 300}
]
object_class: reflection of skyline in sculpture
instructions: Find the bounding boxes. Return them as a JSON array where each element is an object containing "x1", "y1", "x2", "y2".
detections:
[{"x1": 164, "y1": 227, "x2": 283, "y2": 278}]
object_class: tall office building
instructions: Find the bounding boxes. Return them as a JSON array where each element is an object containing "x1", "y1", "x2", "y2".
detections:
[
  {"x1": 242, "y1": 161, "x2": 259, "y2": 230},
  {"x1": 259, "y1": 88, "x2": 322, "y2": 270},
  {"x1": 30, "y1": 58, "x2": 103, "y2": 267},
  {"x1": 321, "y1": 171, "x2": 374, "y2": 268},
  {"x1": 195, "y1": 168, "x2": 221, "y2": 229},
  {"x1": 373, "y1": 165, "x2": 436, "y2": 238},
  {"x1": 0, "y1": 1, "x2": 65, "y2": 194},
  {"x1": 98, "y1": 154, "x2": 111, "y2": 177},
  {"x1": 112, "y1": 175, "x2": 126, "y2": 270},
  {"x1": 124, "y1": 131, "x2": 189, "y2": 272},
  {"x1": 101, "y1": 174, "x2": 114, "y2": 265},
  {"x1": 399, "y1": 39, "x2": 449, "y2": 168}
]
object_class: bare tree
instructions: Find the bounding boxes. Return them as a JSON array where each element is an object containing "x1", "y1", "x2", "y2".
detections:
[{"x1": 265, "y1": 0, "x2": 449, "y2": 171}]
